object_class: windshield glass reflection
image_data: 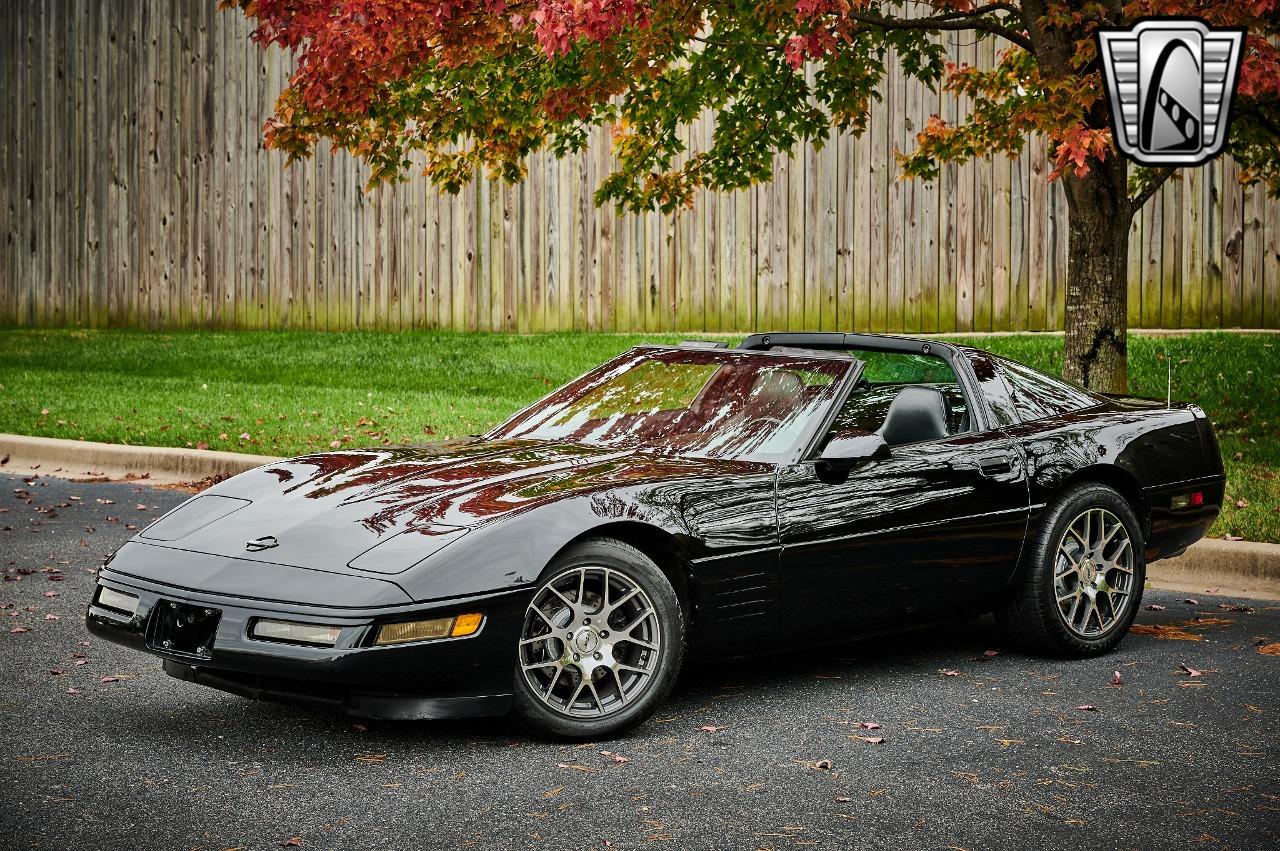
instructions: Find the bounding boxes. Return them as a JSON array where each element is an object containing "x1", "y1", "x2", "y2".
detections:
[{"x1": 490, "y1": 348, "x2": 853, "y2": 461}]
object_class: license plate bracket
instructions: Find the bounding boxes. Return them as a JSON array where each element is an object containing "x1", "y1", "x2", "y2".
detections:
[{"x1": 147, "y1": 600, "x2": 221, "y2": 658}]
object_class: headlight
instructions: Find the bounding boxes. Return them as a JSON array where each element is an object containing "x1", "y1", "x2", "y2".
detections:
[
  {"x1": 96, "y1": 586, "x2": 139, "y2": 617},
  {"x1": 251, "y1": 618, "x2": 342, "y2": 647},
  {"x1": 347, "y1": 525, "x2": 469, "y2": 575},
  {"x1": 141, "y1": 495, "x2": 251, "y2": 541},
  {"x1": 374, "y1": 613, "x2": 484, "y2": 646}
]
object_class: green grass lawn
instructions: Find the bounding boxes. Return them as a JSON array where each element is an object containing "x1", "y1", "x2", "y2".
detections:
[{"x1": 0, "y1": 328, "x2": 1275, "y2": 542}]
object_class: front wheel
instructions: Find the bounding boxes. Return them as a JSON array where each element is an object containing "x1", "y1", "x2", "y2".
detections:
[
  {"x1": 512, "y1": 538, "x2": 685, "y2": 740},
  {"x1": 996, "y1": 483, "x2": 1146, "y2": 657}
]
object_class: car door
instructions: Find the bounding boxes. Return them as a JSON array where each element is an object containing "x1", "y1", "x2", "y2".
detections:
[{"x1": 776, "y1": 373, "x2": 1030, "y2": 635}]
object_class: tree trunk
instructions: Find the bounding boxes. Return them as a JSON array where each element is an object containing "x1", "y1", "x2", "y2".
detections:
[{"x1": 1061, "y1": 160, "x2": 1131, "y2": 393}]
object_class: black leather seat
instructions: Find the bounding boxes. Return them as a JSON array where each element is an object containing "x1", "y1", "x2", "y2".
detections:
[{"x1": 876, "y1": 386, "x2": 950, "y2": 446}]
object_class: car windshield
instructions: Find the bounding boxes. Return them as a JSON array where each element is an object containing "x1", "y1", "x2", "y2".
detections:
[{"x1": 489, "y1": 347, "x2": 856, "y2": 461}]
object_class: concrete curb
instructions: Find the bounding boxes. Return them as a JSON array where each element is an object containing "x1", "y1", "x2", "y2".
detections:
[
  {"x1": 0, "y1": 433, "x2": 281, "y2": 484},
  {"x1": 1147, "y1": 538, "x2": 1280, "y2": 601},
  {"x1": 2, "y1": 432, "x2": 1278, "y2": 598}
]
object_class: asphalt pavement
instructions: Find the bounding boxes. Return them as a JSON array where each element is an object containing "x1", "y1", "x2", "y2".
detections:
[{"x1": 3, "y1": 472, "x2": 1279, "y2": 850}]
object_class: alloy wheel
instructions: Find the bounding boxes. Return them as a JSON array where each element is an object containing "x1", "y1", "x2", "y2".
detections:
[
  {"x1": 519, "y1": 566, "x2": 663, "y2": 719},
  {"x1": 1053, "y1": 507, "x2": 1136, "y2": 638}
]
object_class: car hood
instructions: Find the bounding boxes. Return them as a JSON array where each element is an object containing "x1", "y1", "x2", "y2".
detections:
[{"x1": 136, "y1": 438, "x2": 741, "y2": 575}]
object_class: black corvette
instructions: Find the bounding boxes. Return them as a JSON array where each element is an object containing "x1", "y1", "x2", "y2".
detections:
[{"x1": 88, "y1": 333, "x2": 1224, "y2": 739}]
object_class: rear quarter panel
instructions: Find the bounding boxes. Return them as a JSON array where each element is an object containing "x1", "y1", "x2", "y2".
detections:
[{"x1": 1005, "y1": 399, "x2": 1224, "y2": 563}]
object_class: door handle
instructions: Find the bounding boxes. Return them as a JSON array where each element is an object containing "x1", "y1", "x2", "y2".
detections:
[{"x1": 977, "y1": 454, "x2": 1012, "y2": 476}]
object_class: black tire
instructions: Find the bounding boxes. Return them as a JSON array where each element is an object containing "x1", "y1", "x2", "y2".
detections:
[
  {"x1": 995, "y1": 483, "x2": 1146, "y2": 657},
  {"x1": 512, "y1": 537, "x2": 685, "y2": 740}
]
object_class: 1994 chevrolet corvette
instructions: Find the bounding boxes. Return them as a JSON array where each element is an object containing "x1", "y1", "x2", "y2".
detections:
[{"x1": 88, "y1": 333, "x2": 1224, "y2": 739}]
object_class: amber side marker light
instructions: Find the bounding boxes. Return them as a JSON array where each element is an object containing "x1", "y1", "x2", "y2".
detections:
[{"x1": 374, "y1": 613, "x2": 484, "y2": 646}]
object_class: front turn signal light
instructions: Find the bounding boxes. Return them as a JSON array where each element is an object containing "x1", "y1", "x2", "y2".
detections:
[{"x1": 374, "y1": 613, "x2": 484, "y2": 646}]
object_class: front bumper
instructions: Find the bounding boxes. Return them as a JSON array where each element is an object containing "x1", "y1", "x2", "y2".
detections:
[{"x1": 87, "y1": 568, "x2": 527, "y2": 720}]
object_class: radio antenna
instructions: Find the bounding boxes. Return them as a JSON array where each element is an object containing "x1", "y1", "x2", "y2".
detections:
[{"x1": 1166, "y1": 349, "x2": 1172, "y2": 408}]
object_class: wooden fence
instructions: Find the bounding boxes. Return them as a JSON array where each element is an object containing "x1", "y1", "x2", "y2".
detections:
[{"x1": 2, "y1": 1, "x2": 1278, "y2": 333}]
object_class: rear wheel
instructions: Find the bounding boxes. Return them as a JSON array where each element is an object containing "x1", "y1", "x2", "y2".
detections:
[
  {"x1": 996, "y1": 483, "x2": 1145, "y2": 657},
  {"x1": 512, "y1": 538, "x2": 685, "y2": 740}
]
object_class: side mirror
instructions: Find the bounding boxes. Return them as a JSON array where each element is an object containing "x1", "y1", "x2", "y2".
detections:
[{"x1": 818, "y1": 429, "x2": 890, "y2": 471}]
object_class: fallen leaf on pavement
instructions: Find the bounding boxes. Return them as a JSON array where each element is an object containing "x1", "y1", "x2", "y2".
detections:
[
  {"x1": 279, "y1": 839, "x2": 303, "y2": 848},
  {"x1": 1218, "y1": 604, "x2": 1254, "y2": 613},
  {"x1": 1183, "y1": 598, "x2": 1200, "y2": 605},
  {"x1": 848, "y1": 735, "x2": 885, "y2": 744},
  {"x1": 1179, "y1": 664, "x2": 1203, "y2": 678},
  {"x1": 697, "y1": 725, "x2": 726, "y2": 733},
  {"x1": 983, "y1": 649, "x2": 1000, "y2": 658},
  {"x1": 66, "y1": 688, "x2": 80, "y2": 695},
  {"x1": 1111, "y1": 671, "x2": 1123, "y2": 686},
  {"x1": 1076, "y1": 705, "x2": 1099, "y2": 712},
  {"x1": 556, "y1": 763, "x2": 599, "y2": 772},
  {"x1": 1129, "y1": 624, "x2": 1203, "y2": 641},
  {"x1": 1187, "y1": 616, "x2": 1233, "y2": 627},
  {"x1": 10, "y1": 626, "x2": 30, "y2": 633},
  {"x1": 940, "y1": 669, "x2": 960, "y2": 676},
  {"x1": 856, "y1": 721, "x2": 882, "y2": 730},
  {"x1": 1257, "y1": 643, "x2": 1280, "y2": 656},
  {"x1": 1145, "y1": 604, "x2": 1166, "y2": 611}
]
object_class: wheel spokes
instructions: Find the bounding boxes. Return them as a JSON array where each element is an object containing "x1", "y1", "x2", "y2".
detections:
[
  {"x1": 1054, "y1": 507, "x2": 1135, "y2": 639},
  {"x1": 520, "y1": 563, "x2": 663, "y2": 719}
]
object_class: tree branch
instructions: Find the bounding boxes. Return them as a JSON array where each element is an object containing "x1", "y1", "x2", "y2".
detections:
[
  {"x1": 843, "y1": 9, "x2": 1034, "y2": 52},
  {"x1": 1128, "y1": 167, "x2": 1177, "y2": 216}
]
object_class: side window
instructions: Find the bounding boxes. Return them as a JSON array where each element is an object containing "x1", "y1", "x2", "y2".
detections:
[
  {"x1": 998, "y1": 358, "x2": 1100, "y2": 422},
  {"x1": 966, "y1": 351, "x2": 1019, "y2": 427},
  {"x1": 829, "y1": 350, "x2": 970, "y2": 440}
]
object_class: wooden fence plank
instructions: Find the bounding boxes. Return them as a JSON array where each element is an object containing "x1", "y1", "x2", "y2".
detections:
[{"x1": 2, "y1": 8, "x2": 1270, "y2": 336}]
